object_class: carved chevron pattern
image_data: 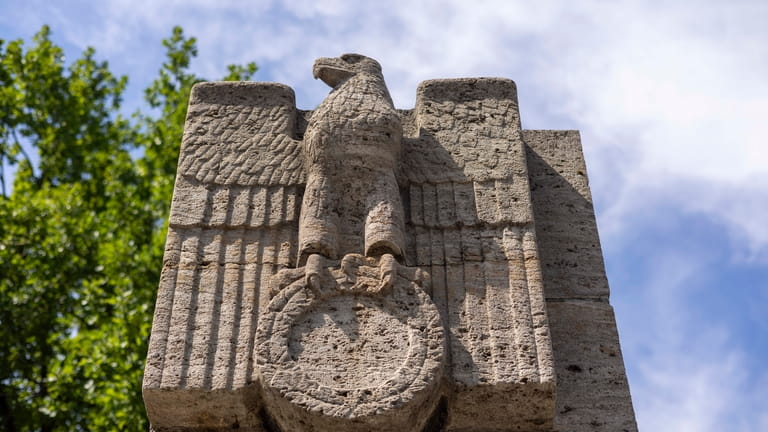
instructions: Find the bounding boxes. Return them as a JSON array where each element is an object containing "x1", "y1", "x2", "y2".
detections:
[
  {"x1": 145, "y1": 184, "x2": 300, "y2": 392},
  {"x1": 178, "y1": 84, "x2": 305, "y2": 186}
]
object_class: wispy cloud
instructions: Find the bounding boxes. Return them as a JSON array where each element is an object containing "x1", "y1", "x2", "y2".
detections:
[
  {"x1": 92, "y1": 0, "x2": 768, "y2": 260},
  {"x1": 615, "y1": 248, "x2": 768, "y2": 431}
]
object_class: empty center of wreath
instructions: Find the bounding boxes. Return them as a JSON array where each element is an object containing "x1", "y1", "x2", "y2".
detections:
[{"x1": 287, "y1": 295, "x2": 411, "y2": 389}]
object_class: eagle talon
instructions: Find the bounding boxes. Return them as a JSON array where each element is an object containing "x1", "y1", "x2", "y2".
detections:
[
  {"x1": 377, "y1": 253, "x2": 397, "y2": 293},
  {"x1": 307, "y1": 274, "x2": 321, "y2": 291},
  {"x1": 305, "y1": 254, "x2": 325, "y2": 292}
]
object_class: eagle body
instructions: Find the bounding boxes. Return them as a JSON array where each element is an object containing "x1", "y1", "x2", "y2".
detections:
[{"x1": 299, "y1": 54, "x2": 405, "y2": 264}]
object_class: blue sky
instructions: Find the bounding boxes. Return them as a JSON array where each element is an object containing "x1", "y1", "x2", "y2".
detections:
[{"x1": 2, "y1": 0, "x2": 767, "y2": 429}]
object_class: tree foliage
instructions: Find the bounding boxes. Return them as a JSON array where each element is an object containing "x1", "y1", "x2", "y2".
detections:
[{"x1": 0, "y1": 26, "x2": 257, "y2": 431}]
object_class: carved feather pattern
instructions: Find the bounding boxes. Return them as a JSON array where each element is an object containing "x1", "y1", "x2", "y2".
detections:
[
  {"x1": 146, "y1": 82, "x2": 306, "y2": 400},
  {"x1": 177, "y1": 82, "x2": 305, "y2": 187},
  {"x1": 398, "y1": 78, "x2": 553, "y2": 394}
]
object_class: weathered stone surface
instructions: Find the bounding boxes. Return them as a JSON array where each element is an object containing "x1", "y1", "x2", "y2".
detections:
[
  {"x1": 404, "y1": 78, "x2": 555, "y2": 431},
  {"x1": 526, "y1": 131, "x2": 638, "y2": 431},
  {"x1": 257, "y1": 255, "x2": 443, "y2": 432},
  {"x1": 525, "y1": 130, "x2": 609, "y2": 300},
  {"x1": 299, "y1": 54, "x2": 405, "y2": 264},
  {"x1": 546, "y1": 301, "x2": 637, "y2": 432},
  {"x1": 144, "y1": 54, "x2": 635, "y2": 431},
  {"x1": 178, "y1": 81, "x2": 303, "y2": 187}
]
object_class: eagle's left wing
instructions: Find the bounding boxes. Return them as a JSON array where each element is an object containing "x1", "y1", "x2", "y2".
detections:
[{"x1": 397, "y1": 78, "x2": 555, "y2": 429}]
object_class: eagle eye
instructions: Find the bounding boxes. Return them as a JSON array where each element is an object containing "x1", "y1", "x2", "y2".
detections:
[{"x1": 341, "y1": 54, "x2": 363, "y2": 63}]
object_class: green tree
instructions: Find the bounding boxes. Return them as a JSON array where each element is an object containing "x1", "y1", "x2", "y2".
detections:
[{"x1": 0, "y1": 26, "x2": 257, "y2": 431}]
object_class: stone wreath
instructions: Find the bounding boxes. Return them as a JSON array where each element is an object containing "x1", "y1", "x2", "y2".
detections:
[{"x1": 255, "y1": 254, "x2": 445, "y2": 431}]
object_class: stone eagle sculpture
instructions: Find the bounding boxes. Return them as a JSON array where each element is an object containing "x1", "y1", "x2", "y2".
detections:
[
  {"x1": 300, "y1": 54, "x2": 404, "y2": 265},
  {"x1": 143, "y1": 54, "x2": 556, "y2": 432}
]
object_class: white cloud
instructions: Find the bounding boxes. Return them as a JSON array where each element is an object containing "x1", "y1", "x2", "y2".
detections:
[
  {"x1": 635, "y1": 350, "x2": 760, "y2": 432},
  {"x1": 520, "y1": 1, "x2": 768, "y2": 260},
  {"x1": 616, "y1": 251, "x2": 768, "y2": 431}
]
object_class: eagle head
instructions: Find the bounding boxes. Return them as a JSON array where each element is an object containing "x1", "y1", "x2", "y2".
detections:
[{"x1": 313, "y1": 54, "x2": 382, "y2": 88}]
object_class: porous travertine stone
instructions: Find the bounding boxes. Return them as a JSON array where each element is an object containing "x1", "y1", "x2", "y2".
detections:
[
  {"x1": 546, "y1": 301, "x2": 637, "y2": 432},
  {"x1": 143, "y1": 82, "x2": 302, "y2": 431},
  {"x1": 143, "y1": 54, "x2": 635, "y2": 432},
  {"x1": 524, "y1": 130, "x2": 609, "y2": 300},
  {"x1": 257, "y1": 255, "x2": 443, "y2": 432},
  {"x1": 525, "y1": 130, "x2": 638, "y2": 431},
  {"x1": 405, "y1": 79, "x2": 554, "y2": 431},
  {"x1": 299, "y1": 55, "x2": 405, "y2": 264}
]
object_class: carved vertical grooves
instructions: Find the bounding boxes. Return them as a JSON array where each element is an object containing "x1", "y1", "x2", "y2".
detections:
[
  {"x1": 246, "y1": 185, "x2": 270, "y2": 384},
  {"x1": 145, "y1": 228, "x2": 182, "y2": 388},
  {"x1": 481, "y1": 232, "x2": 517, "y2": 381},
  {"x1": 175, "y1": 232, "x2": 204, "y2": 389},
  {"x1": 163, "y1": 185, "x2": 304, "y2": 390},
  {"x1": 410, "y1": 184, "x2": 423, "y2": 226},
  {"x1": 522, "y1": 228, "x2": 552, "y2": 380},
  {"x1": 429, "y1": 228, "x2": 447, "y2": 332},
  {"x1": 406, "y1": 184, "x2": 423, "y2": 267},
  {"x1": 463, "y1": 260, "x2": 490, "y2": 383},
  {"x1": 277, "y1": 188, "x2": 298, "y2": 268},
  {"x1": 445, "y1": 228, "x2": 467, "y2": 383},
  {"x1": 202, "y1": 233, "x2": 227, "y2": 390},
  {"x1": 436, "y1": 183, "x2": 455, "y2": 226},
  {"x1": 429, "y1": 228, "x2": 445, "y2": 265},
  {"x1": 254, "y1": 230, "x2": 279, "y2": 377},
  {"x1": 154, "y1": 187, "x2": 304, "y2": 391},
  {"x1": 186, "y1": 233, "x2": 221, "y2": 388},
  {"x1": 504, "y1": 227, "x2": 539, "y2": 383},
  {"x1": 208, "y1": 231, "x2": 244, "y2": 390},
  {"x1": 422, "y1": 183, "x2": 438, "y2": 227},
  {"x1": 243, "y1": 228, "x2": 264, "y2": 386},
  {"x1": 445, "y1": 260, "x2": 466, "y2": 381},
  {"x1": 414, "y1": 226, "x2": 429, "y2": 267},
  {"x1": 160, "y1": 231, "x2": 199, "y2": 388},
  {"x1": 290, "y1": 222, "x2": 299, "y2": 267},
  {"x1": 482, "y1": 259, "x2": 503, "y2": 381},
  {"x1": 404, "y1": 228, "x2": 416, "y2": 268},
  {"x1": 234, "y1": 186, "x2": 259, "y2": 388},
  {"x1": 224, "y1": 231, "x2": 247, "y2": 390},
  {"x1": 441, "y1": 227, "x2": 462, "y2": 377}
]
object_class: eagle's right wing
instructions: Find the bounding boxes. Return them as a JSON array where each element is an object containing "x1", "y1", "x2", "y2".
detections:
[{"x1": 144, "y1": 82, "x2": 306, "y2": 429}]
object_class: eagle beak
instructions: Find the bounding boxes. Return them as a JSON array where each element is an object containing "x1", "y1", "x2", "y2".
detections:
[{"x1": 313, "y1": 57, "x2": 353, "y2": 88}]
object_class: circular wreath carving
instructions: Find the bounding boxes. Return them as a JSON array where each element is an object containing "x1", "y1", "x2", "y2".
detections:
[{"x1": 255, "y1": 255, "x2": 444, "y2": 431}]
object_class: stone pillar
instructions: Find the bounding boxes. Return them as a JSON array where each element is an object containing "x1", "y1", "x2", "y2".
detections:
[{"x1": 525, "y1": 130, "x2": 638, "y2": 431}]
